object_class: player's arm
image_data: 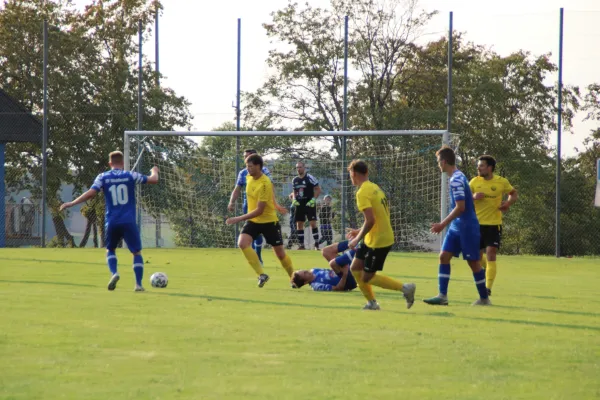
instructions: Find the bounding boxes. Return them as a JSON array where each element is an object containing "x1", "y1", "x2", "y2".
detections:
[
  {"x1": 499, "y1": 188, "x2": 518, "y2": 212},
  {"x1": 226, "y1": 201, "x2": 266, "y2": 225},
  {"x1": 146, "y1": 166, "x2": 159, "y2": 184},
  {"x1": 228, "y1": 185, "x2": 242, "y2": 212},
  {"x1": 431, "y1": 200, "x2": 465, "y2": 233},
  {"x1": 313, "y1": 184, "x2": 321, "y2": 200},
  {"x1": 348, "y1": 207, "x2": 375, "y2": 249},
  {"x1": 470, "y1": 178, "x2": 483, "y2": 200},
  {"x1": 331, "y1": 266, "x2": 349, "y2": 291},
  {"x1": 311, "y1": 282, "x2": 334, "y2": 292},
  {"x1": 59, "y1": 189, "x2": 98, "y2": 211}
]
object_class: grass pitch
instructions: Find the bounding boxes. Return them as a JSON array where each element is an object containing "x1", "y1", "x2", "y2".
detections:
[{"x1": 0, "y1": 248, "x2": 598, "y2": 399}]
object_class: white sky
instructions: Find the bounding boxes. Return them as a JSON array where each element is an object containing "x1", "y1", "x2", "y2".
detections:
[{"x1": 77, "y1": 0, "x2": 600, "y2": 157}]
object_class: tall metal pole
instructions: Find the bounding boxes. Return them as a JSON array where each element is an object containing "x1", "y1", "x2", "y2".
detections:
[
  {"x1": 441, "y1": 11, "x2": 453, "y2": 241},
  {"x1": 235, "y1": 18, "x2": 242, "y2": 242},
  {"x1": 41, "y1": 20, "x2": 48, "y2": 248},
  {"x1": 341, "y1": 15, "x2": 349, "y2": 237},
  {"x1": 154, "y1": 8, "x2": 161, "y2": 247},
  {"x1": 137, "y1": 20, "x2": 143, "y2": 230},
  {"x1": 556, "y1": 8, "x2": 564, "y2": 258}
]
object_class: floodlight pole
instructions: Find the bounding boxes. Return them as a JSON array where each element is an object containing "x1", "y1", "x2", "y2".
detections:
[
  {"x1": 441, "y1": 11, "x2": 453, "y2": 244},
  {"x1": 235, "y1": 18, "x2": 242, "y2": 243},
  {"x1": 556, "y1": 8, "x2": 564, "y2": 258},
  {"x1": 341, "y1": 15, "x2": 349, "y2": 237},
  {"x1": 41, "y1": 20, "x2": 48, "y2": 248}
]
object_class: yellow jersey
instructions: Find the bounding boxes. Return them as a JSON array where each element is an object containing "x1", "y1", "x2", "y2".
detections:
[
  {"x1": 246, "y1": 173, "x2": 278, "y2": 223},
  {"x1": 469, "y1": 175, "x2": 515, "y2": 225},
  {"x1": 356, "y1": 180, "x2": 394, "y2": 248}
]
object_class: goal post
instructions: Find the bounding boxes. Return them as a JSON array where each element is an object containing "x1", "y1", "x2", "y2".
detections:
[{"x1": 124, "y1": 130, "x2": 451, "y2": 251}]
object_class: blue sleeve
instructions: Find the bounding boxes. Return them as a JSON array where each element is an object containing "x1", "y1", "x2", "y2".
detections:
[
  {"x1": 311, "y1": 282, "x2": 334, "y2": 291},
  {"x1": 450, "y1": 178, "x2": 466, "y2": 201},
  {"x1": 236, "y1": 170, "x2": 245, "y2": 187},
  {"x1": 262, "y1": 166, "x2": 272, "y2": 181},
  {"x1": 90, "y1": 174, "x2": 103, "y2": 192},
  {"x1": 130, "y1": 171, "x2": 148, "y2": 185}
]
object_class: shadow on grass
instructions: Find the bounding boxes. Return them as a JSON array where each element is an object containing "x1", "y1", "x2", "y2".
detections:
[
  {"x1": 0, "y1": 279, "x2": 96, "y2": 288},
  {"x1": 0, "y1": 257, "x2": 104, "y2": 267}
]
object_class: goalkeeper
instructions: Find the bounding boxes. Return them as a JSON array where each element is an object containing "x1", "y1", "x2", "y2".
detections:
[{"x1": 289, "y1": 161, "x2": 321, "y2": 250}]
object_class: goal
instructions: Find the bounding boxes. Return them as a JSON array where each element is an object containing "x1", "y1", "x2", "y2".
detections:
[{"x1": 124, "y1": 130, "x2": 450, "y2": 251}]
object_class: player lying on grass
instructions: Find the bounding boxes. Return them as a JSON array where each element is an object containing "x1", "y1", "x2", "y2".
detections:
[
  {"x1": 59, "y1": 151, "x2": 159, "y2": 292},
  {"x1": 290, "y1": 240, "x2": 357, "y2": 291}
]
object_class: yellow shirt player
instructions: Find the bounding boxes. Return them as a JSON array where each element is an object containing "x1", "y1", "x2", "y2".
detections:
[
  {"x1": 469, "y1": 155, "x2": 518, "y2": 296},
  {"x1": 345, "y1": 159, "x2": 416, "y2": 311},
  {"x1": 226, "y1": 154, "x2": 294, "y2": 287}
]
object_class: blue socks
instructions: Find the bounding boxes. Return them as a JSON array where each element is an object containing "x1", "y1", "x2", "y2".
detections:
[
  {"x1": 253, "y1": 235, "x2": 264, "y2": 264},
  {"x1": 107, "y1": 251, "x2": 118, "y2": 275},
  {"x1": 473, "y1": 269, "x2": 488, "y2": 299},
  {"x1": 438, "y1": 264, "x2": 451, "y2": 295},
  {"x1": 133, "y1": 254, "x2": 144, "y2": 286}
]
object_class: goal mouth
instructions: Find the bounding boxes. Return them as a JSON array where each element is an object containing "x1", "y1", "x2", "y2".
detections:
[{"x1": 124, "y1": 130, "x2": 453, "y2": 251}]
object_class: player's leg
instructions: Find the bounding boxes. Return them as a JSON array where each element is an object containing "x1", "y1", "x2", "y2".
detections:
[
  {"x1": 350, "y1": 245, "x2": 378, "y2": 309},
  {"x1": 479, "y1": 225, "x2": 487, "y2": 269},
  {"x1": 123, "y1": 223, "x2": 145, "y2": 291},
  {"x1": 424, "y1": 230, "x2": 459, "y2": 305},
  {"x1": 105, "y1": 224, "x2": 122, "y2": 291},
  {"x1": 253, "y1": 234, "x2": 264, "y2": 265},
  {"x1": 321, "y1": 241, "x2": 343, "y2": 262},
  {"x1": 325, "y1": 225, "x2": 333, "y2": 245},
  {"x1": 362, "y1": 246, "x2": 416, "y2": 309},
  {"x1": 238, "y1": 222, "x2": 267, "y2": 286},
  {"x1": 296, "y1": 210, "x2": 306, "y2": 249},
  {"x1": 267, "y1": 222, "x2": 294, "y2": 277},
  {"x1": 484, "y1": 226, "x2": 501, "y2": 295},
  {"x1": 462, "y1": 228, "x2": 490, "y2": 305},
  {"x1": 309, "y1": 209, "x2": 319, "y2": 250}
]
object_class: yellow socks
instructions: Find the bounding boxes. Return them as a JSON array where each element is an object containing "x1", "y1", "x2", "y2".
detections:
[
  {"x1": 486, "y1": 260, "x2": 497, "y2": 289},
  {"x1": 369, "y1": 274, "x2": 403, "y2": 291},
  {"x1": 280, "y1": 254, "x2": 294, "y2": 277},
  {"x1": 241, "y1": 247, "x2": 264, "y2": 275},
  {"x1": 352, "y1": 270, "x2": 375, "y2": 301}
]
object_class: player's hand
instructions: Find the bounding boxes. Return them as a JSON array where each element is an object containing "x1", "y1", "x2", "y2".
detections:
[
  {"x1": 227, "y1": 202, "x2": 235, "y2": 212},
  {"x1": 473, "y1": 192, "x2": 484, "y2": 200},
  {"x1": 498, "y1": 201, "x2": 511, "y2": 212},
  {"x1": 430, "y1": 222, "x2": 444, "y2": 234},
  {"x1": 225, "y1": 217, "x2": 239, "y2": 225},
  {"x1": 345, "y1": 228, "x2": 359, "y2": 240},
  {"x1": 307, "y1": 198, "x2": 316, "y2": 207},
  {"x1": 151, "y1": 166, "x2": 159, "y2": 174},
  {"x1": 59, "y1": 202, "x2": 72, "y2": 211},
  {"x1": 292, "y1": 200, "x2": 300, "y2": 207},
  {"x1": 276, "y1": 204, "x2": 289, "y2": 214},
  {"x1": 348, "y1": 237, "x2": 360, "y2": 250}
]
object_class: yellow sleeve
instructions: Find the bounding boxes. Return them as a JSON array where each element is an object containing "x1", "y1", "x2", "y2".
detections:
[
  {"x1": 356, "y1": 190, "x2": 372, "y2": 212},
  {"x1": 469, "y1": 177, "x2": 476, "y2": 193},
  {"x1": 503, "y1": 178, "x2": 515, "y2": 195},
  {"x1": 257, "y1": 180, "x2": 270, "y2": 203}
]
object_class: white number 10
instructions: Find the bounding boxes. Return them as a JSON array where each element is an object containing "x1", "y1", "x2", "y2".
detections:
[{"x1": 108, "y1": 184, "x2": 129, "y2": 205}]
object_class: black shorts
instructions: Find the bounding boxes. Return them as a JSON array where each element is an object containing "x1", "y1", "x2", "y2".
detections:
[
  {"x1": 480, "y1": 225, "x2": 502, "y2": 249},
  {"x1": 354, "y1": 243, "x2": 392, "y2": 273},
  {"x1": 295, "y1": 204, "x2": 317, "y2": 222},
  {"x1": 241, "y1": 221, "x2": 284, "y2": 247}
]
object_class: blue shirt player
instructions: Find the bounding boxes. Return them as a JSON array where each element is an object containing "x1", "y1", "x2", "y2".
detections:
[
  {"x1": 424, "y1": 145, "x2": 490, "y2": 306},
  {"x1": 60, "y1": 151, "x2": 159, "y2": 292},
  {"x1": 227, "y1": 149, "x2": 273, "y2": 264}
]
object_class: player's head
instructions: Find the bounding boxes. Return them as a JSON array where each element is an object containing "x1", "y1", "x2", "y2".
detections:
[
  {"x1": 323, "y1": 194, "x2": 332, "y2": 204},
  {"x1": 244, "y1": 149, "x2": 258, "y2": 159},
  {"x1": 290, "y1": 270, "x2": 312, "y2": 289},
  {"x1": 477, "y1": 155, "x2": 496, "y2": 178},
  {"x1": 295, "y1": 161, "x2": 306, "y2": 176},
  {"x1": 347, "y1": 159, "x2": 368, "y2": 186},
  {"x1": 435, "y1": 145, "x2": 456, "y2": 174},
  {"x1": 245, "y1": 153, "x2": 263, "y2": 177},
  {"x1": 108, "y1": 151, "x2": 124, "y2": 169}
]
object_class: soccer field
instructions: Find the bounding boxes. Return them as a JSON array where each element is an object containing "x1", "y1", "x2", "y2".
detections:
[{"x1": 0, "y1": 248, "x2": 598, "y2": 400}]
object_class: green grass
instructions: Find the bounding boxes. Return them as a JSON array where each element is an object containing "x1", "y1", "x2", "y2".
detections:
[{"x1": 0, "y1": 248, "x2": 599, "y2": 400}]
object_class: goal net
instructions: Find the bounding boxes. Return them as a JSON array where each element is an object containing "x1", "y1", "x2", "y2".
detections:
[{"x1": 124, "y1": 130, "x2": 450, "y2": 252}]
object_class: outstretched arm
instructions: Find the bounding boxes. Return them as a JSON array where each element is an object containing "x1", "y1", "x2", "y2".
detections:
[
  {"x1": 146, "y1": 166, "x2": 159, "y2": 184},
  {"x1": 332, "y1": 266, "x2": 349, "y2": 291},
  {"x1": 228, "y1": 186, "x2": 242, "y2": 212},
  {"x1": 59, "y1": 189, "x2": 98, "y2": 211}
]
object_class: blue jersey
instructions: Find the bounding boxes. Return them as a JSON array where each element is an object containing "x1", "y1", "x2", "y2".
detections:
[
  {"x1": 309, "y1": 268, "x2": 342, "y2": 291},
  {"x1": 449, "y1": 170, "x2": 479, "y2": 232},
  {"x1": 91, "y1": 169, "x2": 147, "y2": 225},
  {"x1": 236, "y1": 167, "x2": 272, "y2": 204}
]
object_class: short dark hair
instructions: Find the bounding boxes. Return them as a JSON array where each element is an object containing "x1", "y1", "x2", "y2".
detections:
[
  {"x1": 436, "y1": 145, "x2": 456, "y2": 166},
  {"x1": 244, "y1": 149, "x2": 257, "y2": 155},
  {"x1": 347, "y1": 159, "x2": 368, "y2": 174},
  {"x1": 291, "y1": 273, "x2": 306, "y2": 289},
  {"x1": 245, "y1": 153, "x2": 263, "y2": 168},
  {"x1": 109, "y1": 151, "x2": 124, "y2": 165},
  {"x1": 478, "y1": 155, "x2": 496, "y2": 172}
]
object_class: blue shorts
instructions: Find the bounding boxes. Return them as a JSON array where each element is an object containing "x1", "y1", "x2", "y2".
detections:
[
  {"x1": 105, "y1": 222, "x2": 142, "y2": 253},
  {"x1": 442, "y1": 227, "x2": 480, "y2": 261},
  {"x1": 334, "y1": 240, "x2": 356, "y2": 267}
]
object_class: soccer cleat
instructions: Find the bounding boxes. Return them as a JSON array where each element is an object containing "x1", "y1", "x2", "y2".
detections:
[
  {"x1": 472, "y1": 297, "x2": 492, "y2": 306},
  {"x1": 423, "y1": 295, "x2": 449, "y2": 306},
  {"x1": 134, "y1": 285, "x2": 145, "y2": 292},
  {"x1": 257, "y1": 273, "x2": 270, "y2": 288},
  {"x1": 487, "y1": 288, "x2": 492, "y2": 297},
  {"x1": 362, "y1": 300, "x2": 381, "y2": 311},
  {"x1": 107, "y1": 273, "x2": 120, "y2": 291},
  {"x1": 314, "y1": 245, "x2": 320, "y2": 251},
  {"x1": 298, "y1": 246, "x2": 306, "y2": 250},
  {"x1": 402, "y1": 283, "x2": 416, "y2": 309}
]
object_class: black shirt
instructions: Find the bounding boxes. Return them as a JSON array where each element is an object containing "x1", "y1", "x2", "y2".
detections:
[{"x1": 292, "y1": 174, "x2": 319, "y2": 204}]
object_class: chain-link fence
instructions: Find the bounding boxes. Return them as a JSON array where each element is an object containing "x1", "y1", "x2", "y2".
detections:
[{"x1": 1, "y1": 1, "x2": 599, "y2": 255}]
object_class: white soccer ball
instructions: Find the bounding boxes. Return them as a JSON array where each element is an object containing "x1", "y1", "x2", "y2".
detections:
[{"x1": 150, "y1": 272, "x2": 168, "y2": 288}]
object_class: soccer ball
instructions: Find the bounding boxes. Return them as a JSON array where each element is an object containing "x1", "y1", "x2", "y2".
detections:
[{"x1": 150, "y1": 272, "x2": 168, "y2": 288}]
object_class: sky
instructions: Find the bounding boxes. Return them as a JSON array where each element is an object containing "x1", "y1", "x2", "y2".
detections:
[{"x1": 76, "y1": 0, "x2": 600, "y2": 157}]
